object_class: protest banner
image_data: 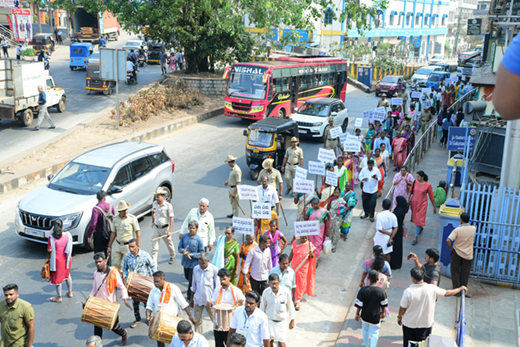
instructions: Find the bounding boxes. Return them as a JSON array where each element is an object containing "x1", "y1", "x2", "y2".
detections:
[
  {"x1": 294, "y1": 221, "x2": 320, "y2": 236},
  {"x1": 308, "y1": 161, "x2": 325, "y2": 176},
  {"x1": 293, "y1": 179, "x2": 314, "y2": 195},
  {"x1": 233, "y1": 217, "x2": 255, "y2": 236},
  {"x1": 411, "y1": 91, "x2": 421, "y2": 99},
  {"x1": 251, "y1": 202, "x2": 272, "y2": 219},
  {"x1": 392, "y1": 97, "x2": 403, "y2": 105},
  {"x1": 362, "y1": 110, "x2": 374, "y2": 119},
  {"x1": 422, "y1": 88, "x2": 431, "y2": 96},
  {"x1": 325, "y1": 170, "x2": 338, "y2": 186},
  {"x1": 318, "y1": 147, "x2": 336, "y2": 163},
  {"x1": 237, "y1": 185, "x2": 259, "y2": 200},
  {"x1": 342, "y1": 139, "x2": 360, "y2": 152},
  {"x1": 354, "y1": 118, "x2": 363, "y2": 127},
  {"x1": 372, "y1": 108, "x2": 386, "y2": 122},
  {"x1": 329, "y1": 126, "x2": 343, "y2": 139},
  {"x1": 295, "y1": 166, "x2": 308, "y2": 180}
]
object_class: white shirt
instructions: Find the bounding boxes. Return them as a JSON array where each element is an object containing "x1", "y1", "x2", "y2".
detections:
[
  {"x1": 211, "y1": 284, "x2": 245, "y2": 306},
  {"x1": 230, "y1": 306, "x2": 270, "y2": 347},
  {"x1": 190, "y1": 263, "x2": 219, "y2": 306},
  {"x1": 242, "y1": 245, "x2": 272, "y2": 281},
  {"x1": 359, "y1": 167, "x2": 382, "y2": 194},
  {"x1": 180, "y1": 208, "x2": 216, "y2": 247},
  {"x1": 256, "y1": 184, "x2": 279, "y2": 208},
  {"x1": 259, "y1": 286, "x2": 296, "y2": 322},
  {"x1": 435, "y1": 91, "x2": 442, "y2": 101},
  {"x1": 400, "y1": 283, "x2": 446, "y2": 328},
  {"x1": 374, "y1": 210, "x2": 398, "y2": 254},
  {"x1": 1, "y1": 39, "x2": 8, "y2": 47},
  {"x1": 126, "y1": 60, "x2": 135, "y2": 72},
  {"x1": 146, "y1": 284, "x2": 188, "y2": 317},
  {"x1": 170, "y1": 332, "x2": 209, "y2": 347}
]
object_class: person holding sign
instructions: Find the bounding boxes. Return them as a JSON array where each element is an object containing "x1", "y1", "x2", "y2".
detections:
[
  {"x1": 263, "y1": 220, "x2": 287, "y2": 267},
  {"x1": 281, "y1": 137, "x2": 304, "y2": 196},
  {"x1": 364, "y1": 123, "x2": 376, "y2": 152},
  {"x1": 288, "y1": 235, "x2": 316, "y2": 311},
  {"x1": 303, "y1": 197, "x2": 329, "y2": 263},
  {"x1": 224, "y1": 155, "x2": 242, "y2": 219},
  {"x1": 373, "y1": 148, "x2": 386, "y2": 197},
  {"x1": 323, "y1": 116, "x2": 341, "y2": 156},
  {"x1": 242, "y1": 235, "x2": 272, "y2": 295},
  {"x1": 340, "y1": 182, "x2": 357, "y2": 240},
  {"x1": 257, "y1": 159, "x2": 283, "y2": 200},
  {"x1": 256, "y1": 176, "x2": 280, "y2": 216},
  {"x1": 327, "y1": 187, "x2": 346, "y2": 252},
  {"x1": 359, "y1": 160, "x2": 382, "y2": 222}
]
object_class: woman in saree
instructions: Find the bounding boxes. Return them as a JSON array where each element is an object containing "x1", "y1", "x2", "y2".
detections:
[
  {"x1": 263, "y1": 219, "x2": 287, "y2": 267},
  {"x1": 365, "y1": 123, "x2": 376, "y2": 152},
  {"x1": 392, "y1": 131, "x2": 407, "y2": 170},
  {"x1": 401, "y1": 124, "x2": 415, "y2": 156},
  {"x1": 340, "y1": 182, "x2": 357, "y2": 240},
  {"x1": 221, "y1": 226, "x2": 240, "y2": 285},
  {"x1": 335, "y1": 155, "x2": 348, "y2": 191},
  {"x1": 326, "y1": 187, "x2": 346, "y2": 253},
  {"x1": 343, "y1": 151, "x2": 355, "y2": 188},
  {"x1": 392, "y1": 165, "x2": 414, "y2": 210},
  {"x1": 237, "y1": 234, "x2": 257, "y2": 294},
  {"x1": 294, "y1": 192, "x2": 314, "y2": 221},
  {"x1": 315, "y1": 165, "x2": 335, "y2": 208},
  {"x1": 255, "y1": 210, "x2": 279, "y2": 243},
  {"x1": 288, "y1": 235, "x2": 316, "y2": 311},
  {"x1": 373, "y1": 148, "x2": 386, "y2": 197},
  {"x1": 354, "y1": 128, "x2": 365, "y2": 185},
  {"x1": 303, "y1": 197, "x2": 329, "y2": 263}
]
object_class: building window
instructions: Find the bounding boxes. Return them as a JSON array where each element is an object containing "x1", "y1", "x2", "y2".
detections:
[
  {"x1": 389, "y1": 15, "x2": 394, "y2": 26},
  {"x1": 324, "y1": 9, "x2": 334, "y2": 25},
  {"x1": 432, "y1": 17, "x2": 436, "y2": 26},
  {"x1": 398, "y1": 15, "x2": 402, "y2": 26},
  {"x1": 406, "y1": 15, "x2": 411, "y2": 26},
  {"x1": 442, "y1": 17, "x2": 446, "y2": 25},
  {"x1": 416, "y1": 16, "x2": 421, "y2": 26}
]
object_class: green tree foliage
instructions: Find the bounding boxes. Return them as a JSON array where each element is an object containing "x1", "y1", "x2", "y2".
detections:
[{"x1": 328, "y1": 40, "x2": 371, "y2": 63}]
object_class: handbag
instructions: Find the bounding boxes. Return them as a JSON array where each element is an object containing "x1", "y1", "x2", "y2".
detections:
[
  {"x1": 407, "y1": 181, "x2": 416, "y2": 207},
  {"x1": 41, "y1": 257, "x2": 50, "y2": 282}
]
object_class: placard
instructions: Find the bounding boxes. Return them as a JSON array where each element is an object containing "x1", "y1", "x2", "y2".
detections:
[
  {"x1": 372, "y1": 108, "x2": 386, "y2": 122},
  {"x1": 237, "y1": 185, "x2": 259, "y2": 200},
  {"x1": 339, "y1": 133, "x2": 348, "y2": 144},
  {"x1": 422, "y1": 88, "x2": 431, "y2": 96},
  {"x1": 251, "y1": 202, "x2": 272, "y2": 219},
  {"x1": 294, "y1": 221, "x2": 321, "y2": 237},
  {"x1": 329, "y1": 126, "x2": 343, "y2": 139},
  {"x1": 392, "y1": 97, "x2": 403, "y2": 105},
  {"x1": 342, "y1": 139, "x2": 360, "y2": 153},
  {"x1": 362, "y1": 110, "x2": 374, "y2": 119},
  {"x1": 293, "y1": 179, "x2": 314, "y2": 195},
  {"x1": 317, "y1": 148, "x2": 336, "y2": 163},
  {"x1": 325, "y1": 170, "x2": 338, "y2": 186},
  {"x1": 232, "y1": 217, "x2": 255, "y2": 236},
  {"x1": 411, "y1": 91, "x2": 421, "y2": 99},
  {"x1": 295, "y1": 166, "x2": 308, "y2": 180},
  {"x1": 308, "y1": 161, "x2": 325, "y2": 176},
  {"x1": 354, "y1": 118, "x2": 363, "y2": 127}
]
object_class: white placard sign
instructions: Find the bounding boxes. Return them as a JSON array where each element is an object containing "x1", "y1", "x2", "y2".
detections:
[
  {"x1": 308, "y1": 161, "x2": 325, "y2": 176},
  {"x1": 373, "y1": 108, "x2": 386, "y2": 122},
  {"x1": 293, "y1": 179, "x2": 314, "y2": 195},
  {"x1": 342, "y1": 139, "x2": 360, "y2": 153},
  {"x1": 251, "y1": 202, "x2": 272, "y2": 219},
  {"x1": 422, "y1": 88, "x2": 431, "y2": 96},
  {"x1": 329, "y1": 126, "x2": 343, "y2": 139},
  {"x1": 339, "y1": 133, "x2": 348, "y2": 144},
  {"x1": 392, "y1": 97, "x2": 403, "y2": 105},
  {"x1": 294, "y1": 220, "x2": 321, "y2": 237},
  {"x1": 354, "y1": 118, "x2": 363, "y2": 127},
  {"x1": 237, "y1": 185, "x2": 259, "y2": 200},
  {"x1": 317, "y1": 148, "x2": 336, "y2": 163},
  {"x1": 295, "y1": 166, "x2": 308, "y2": 180},
  {"x1": 411, "y1": 91, "x2": 422, "y2": 99},
  {"x1": 362, "y1": 110, "x2": 374, "y2": 119},
  {"x1": 232, "y1": 217, "x2": 255, "y2": 236},
  {"x1": 325, "y1": 170, "x2": 338, "y2": 186}
]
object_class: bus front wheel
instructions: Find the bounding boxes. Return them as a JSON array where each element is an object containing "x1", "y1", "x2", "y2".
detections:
[{"x1": 277, "y1": 108, "x2": 286, "y2": 118}]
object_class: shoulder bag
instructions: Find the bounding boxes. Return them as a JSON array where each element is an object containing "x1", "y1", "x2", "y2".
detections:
[
  {"x1": 41, "y1": 252, "x2": 51, "y2": 282},
  {"x1": 407, "y1": 180, "x2": 416, "y2": 207}
]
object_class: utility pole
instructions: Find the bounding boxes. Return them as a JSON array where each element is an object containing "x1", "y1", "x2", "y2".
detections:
[{"x1": 453, "y1": 8, "x2": 462, "y2": 56}]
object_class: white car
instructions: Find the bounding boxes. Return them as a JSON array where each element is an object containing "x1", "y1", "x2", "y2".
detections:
[
  {"x1": 292, "y1": 98, "x2": 349, "y2": 141},
  {"x1": 429, "y1": 55, "x2": 446, "y2": 65},
  {"x1": 411, "y1": 66, "x2": 444, "y2": 87},
  {"x1": 122, "y1": 40, "x2": 147, "y2": 52}
]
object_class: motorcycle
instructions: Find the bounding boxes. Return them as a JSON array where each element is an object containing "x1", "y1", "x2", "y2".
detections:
[
  {"x1": 137, "y1": 54, "x2": 146, "y2": 67},
  {"x1": 126, "y1": 70, "x2": 137, "y2": 84}
]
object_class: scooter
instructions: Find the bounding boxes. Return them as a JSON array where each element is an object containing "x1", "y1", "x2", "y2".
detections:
[
  {"x1": 126, "y1": 70, "x2": 137, "y2": 84},
  {"x1": 137, "y1": 54, "x2": 146, "y2": 67}
]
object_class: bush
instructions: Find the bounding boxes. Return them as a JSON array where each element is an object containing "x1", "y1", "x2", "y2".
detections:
[{"x1": 20, "y1": 48, "x2": 35, "y2": 56}]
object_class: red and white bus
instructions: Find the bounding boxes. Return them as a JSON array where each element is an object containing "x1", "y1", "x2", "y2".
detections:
[{"x1": 223, "y1": 56, "x2": 348, "y2": 121}]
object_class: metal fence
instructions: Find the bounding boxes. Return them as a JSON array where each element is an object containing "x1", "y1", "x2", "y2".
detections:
[{"x1": 456, "y1": 290, "x2": 466, "y2": 347}]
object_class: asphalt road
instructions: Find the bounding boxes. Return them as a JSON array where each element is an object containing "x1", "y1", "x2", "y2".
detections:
[{"x1": 0, "y1": 31, "x2": 164, "y2": 167}]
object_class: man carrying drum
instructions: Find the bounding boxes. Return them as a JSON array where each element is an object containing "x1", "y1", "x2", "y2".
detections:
[
  {"x1": 121, "y1": 239, "x2": 157, "y2": 329},
  {"x1": 89, "y1": 252, "x2": 131, "y2": 345},
  {"x1": 211, "y1": 268, "x2": 245, "y2": 347}
]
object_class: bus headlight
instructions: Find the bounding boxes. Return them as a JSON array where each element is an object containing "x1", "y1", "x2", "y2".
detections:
[
  {"x1": 224, "y1": 101, "x2": 233, "y2": 110},
  {"x1": 251, "y1": 106, "x2": 264, "y2": 113}
]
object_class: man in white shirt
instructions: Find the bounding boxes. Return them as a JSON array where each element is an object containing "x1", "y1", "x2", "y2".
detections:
[
  {"x1": 259, "y1": 274, "x2": 295, "y2": 347},
  {"x1": 146, "y1": 271, "x2": 196, "y2": 347},
  {"x1": 398, "y1": 267, "x2": 467, "y2": 347},
  {"x1": 190, "y1": 253, "x2": 219, "y2": 334},
  {"x1": 228, "y1": 291, "x2": 269, "y2": 347},
  {"x1": 170, "y1": 320, "x2": 209, "y2": 347},
  {"x1": 243, "y1": 235, "x2": 272, "y2": 296},
  {"x1": 180, "y1": 198, "x2": 215, "y2": 252},
  {"x1": 256, "y1": 176, "x2": 280, "y2": 216},
  {"x1": 359, "y1": 160, "x2": 382, "y2": 222},
  {"x1": 211, "y1": 268, "x2": 245, "y2": 347},
  {"x1": 374, "y1": 199, "x2": 398, "y2": 263}
]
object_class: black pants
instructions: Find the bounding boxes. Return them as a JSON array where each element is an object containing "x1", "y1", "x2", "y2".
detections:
[
  {"x1": 132, "y1": 299, "x2": 144, "y2": 321},
  {"x1": 450, "y1": 250, "x2": 472, "y2": 288},
  {"x1": 214, "y1": 330, "x2": 229, "y2": 347},
  {"x1": 250, "y1": 276, "x2": 268, "y2": 296},
  {"x1": 362, "y1": 191, "x2": 377, "y2": 218},
  {"x1": 402, "y1": 325, "x2": 432, "y2": 347},
  {"x1": 94, "y1": 315, "x2": 126, "y2": 338},
  {"x1": 184, "y1": 267, "x2": 194, "y2": 300},
  {"x1": 441, "y1": 129, "x2": 449, "y2": 145},
  {"x1": 93, "y1": 232, "x2": 111, "y2": 265},
  {"x1": 2, "y1": 46, "x2": 8, "y2": 57}
]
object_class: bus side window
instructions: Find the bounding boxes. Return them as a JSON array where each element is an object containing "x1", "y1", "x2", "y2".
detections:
[
  {"x1": 273, "y1": 78, "x2": 282, "y2": 94},
  {"x1": 282, "y1": 77, "x2": 289, "y2": 91},
  {"x1": 328, "y1": 73, "x2": 334, "y2": 85},
  {"x1": 310, "y1": 74, "x2": 317, "y2": 88},
  {"x1": 269, "y1": 79, "x2": 275, "y2": 99},
  {"x1": 321, "y1": 74, "x2": 327, "y2": 86}
]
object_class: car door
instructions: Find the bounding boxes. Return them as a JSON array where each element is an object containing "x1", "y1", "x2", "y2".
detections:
[
  {"x1": 336, "y1": 102, "x2": 348, "y2": 130},
  {"x1": 45, "y1": 78, "x2": 60, "y2": 107},
  {"x1": 105, "y1": 163, "x2": 133, "y2": 212},
  {"x1": 127, "y1": 156, "x2": 156, "y2": 216}
]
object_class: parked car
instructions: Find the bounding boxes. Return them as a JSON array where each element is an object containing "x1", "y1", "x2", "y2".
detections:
[
  {"x1": 292, "y1": 98, "x2": 348, "y2": 141},
  {"x1": 86, "y1": 50, "x2": 100, "y2": 65},
  {"x1": 375, "y1": 75, "x2": 405, "y2": 97},
  {"x1": 426, "y1": 71, "x2": 451, "y2": 90},
  {"x1": 15, "y1": 142, "x2": 175, "y2": 249},
  {"x1": 428, "y1": 55, "x2": 446, "y2": 65},
  {"x1": 122, "y1": 39, "x2": 147, "y2": 52},
  {"x1": 411, "y1": 66, "x2": 444, "y2": 87}
]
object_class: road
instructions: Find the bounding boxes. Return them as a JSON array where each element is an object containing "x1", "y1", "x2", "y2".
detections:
[{"x1": 0, "y1": 31, "x2": 164, "y2": 168}]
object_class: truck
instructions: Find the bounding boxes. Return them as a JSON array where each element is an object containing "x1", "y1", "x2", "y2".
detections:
[
  {"x1": 0, "y1": 60, "x2": 66, "y2": 127},
  {"x1": 72, "y1": 7, "x2": 120, "y2": 43}
]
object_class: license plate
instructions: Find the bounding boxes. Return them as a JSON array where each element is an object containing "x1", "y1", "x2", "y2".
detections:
[
  {"x1": 299, "y1": 129, "x2": 307, "y2": 134},
  {"x1": 25, "y1": 228, "x2": 44, "y2": 238},
  {"x1": 236, "y1": 110, "x2": 245, "y2": 114}
]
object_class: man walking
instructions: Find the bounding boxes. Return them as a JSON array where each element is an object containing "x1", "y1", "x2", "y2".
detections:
[
  {"x1": 374, "y1": 199, "x2": 398, "y2": 263},
  {"x1": 359, "y1": 160, "x2": 382, "y2": 222},
  {"x1": 269, "y1": 253, "x2": 296, "y2": 303},
  {"x1": 151, "y1": 187, "x2": 176, "y2": 265},
  {"x1": 170, "y1": 320, "x2": 209, "y2": 347},
  {"x1": 398, "y1": 267, "x2": 467, "y2": 347},
  {"x1": 354, "y1": 270, "x2": 388, "y2": 347},
  {"x1": 107, "y1": 200, "x2": 140, "y2": 271},
  {"x1": 33, "y1": 85, "x2": 56, "y2": 131},
  {"x1": 224, "y1": 155, "x2": 242, "y2": 218},
  {"x1": 1, "y1": 37, "x2": 9, "y2": 57},
  {"x1": 160, "y1": 49, "x2": 168, "y2": 75},
  {"x1": 323, "y1": 116, "x2": 340, "y2": 155},
  {"x1": 447, "y1": 212, "x2": 476, "y2": 296},
  {"x1": 191, "y1": 252, "x2": 219, "y2": 334},
  {"x1": 0, "y1": 284, "x2": 35, "y2": 347},
  {"x1": 87, "y1": 190, "x2": 115, "y2": 258},
  {"x1": 409, "y1": 248, "x2": 442, "y2": 286},
  {"x1": 180, "y1": 198, "x2": 215, "y2": 252},
  {"x1": 281, "y1": 137, "x2": 303, "y2": 196},
  {"x1": 257, "y1": 175, "x2": 280, "y2": 216},
  {"x1": 243, "y1": 235, "x2": 272, "y2": 296},
  {"x1": 177, "y1": 51, "x2": 184, "y2": 70},
  {"x1": 179, "y1": 220, "x2": 205, "y2": 301},
  {"x1": 400, "y1": 86, "x2": 408, "y2": 113},
  {"x1": 121, "y1": 238, "x2": 157, "y2": 328},
  {"x1": 260, "y1": 273, "x2": 296, "y2": 347},
  {"x1": 228, "y1": 291, "x2": 269, "y2": 347},
  {"x1": 419, "y1": 106, "x2": 433, "y2": 134},
  {"x1": 257, "y1": 159, "x2": 283, "y2": 200}
]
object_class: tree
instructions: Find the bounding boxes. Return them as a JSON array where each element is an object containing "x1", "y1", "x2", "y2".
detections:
[
  {"x1": 328, "y1": 40, "x2": 371, "y2": 63},
  {"x1": 395, "y1": 41, "x2": 415, "y2": 66}
]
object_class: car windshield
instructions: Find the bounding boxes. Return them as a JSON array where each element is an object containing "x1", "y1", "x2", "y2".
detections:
[
  {"x1": 298, "y1": 102, "x2": 330, "y2": 117},
  {"x1": 248, "y1": 130, "x2": 274, "y2": 147},
  {"x1": 381, "y1": 77, "x2": 398, "y2": 83},
  {"x1": 428, "y1": 75, "x2": 440, "y2": 81},
  {"x1": 227, "y1": 65, "x2": 267, "y2": 100},
  {"x1": 126, "y1": 41, "x2": 141, "y2": 47},
  {"x1": 432, "y1": 55, "x2": 443, "y2": 59},
  {"x1": 49, "y1": 162, "x2": 110, "y2": 195},
  {"x1": 89, "y1": 52, "x2": 99, "y2": 60},
  {"x1": 416, "y1": 68, "x2": 434, "y2": 75}
]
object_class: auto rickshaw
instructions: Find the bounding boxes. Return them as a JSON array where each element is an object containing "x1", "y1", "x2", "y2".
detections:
[
  {"x1": 147, "y1": 42, "x2": 164, "y2": 64},
  {"x1": 243, "y1": 118, "x2": 299, "y2": 180},
  {"x1": 86, "y1": 61, "x2": 115, "y2": 95},
  {"x1": 69, "y1": 42, "x2": 94, "y2": 70},
  {"x1": 31, "y1": 33, "x2": 55, "y2": 55}
]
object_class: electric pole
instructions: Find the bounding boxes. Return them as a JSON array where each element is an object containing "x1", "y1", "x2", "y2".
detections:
[{"x1": 453, "y1": 8, "x2": 462, "y2": 56}]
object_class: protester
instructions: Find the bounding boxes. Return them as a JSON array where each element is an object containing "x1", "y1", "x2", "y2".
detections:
[
  {"x1": 238, "y1": 234, "x2": 258, "y2": 294},
  {"x1": 447, "y1": 212, "x2": 476, "y2": 296},
  {"x1": 365, "y1": 123, "x2": 376, "y2": 152},
  {"x1": 327, "y1": 187, "x2": 346, "y2": 252},
  {"x1": 281, "y1": 137, "x2": 304, "y2": 196},
  {"x1": 269, "y1": 253, "x2": 296, "y2": 302},
  {"x1": 303, "y1": 197, "x2": 329, "y2": 262},
  {"x1": 373, "y1": 148, "x2": 386, "y2": 197},
  {"x1": 257, "y1": 175, "x2": 280, "y2": 216},
  {"x1": 0, "y1": 284, "x2": 35, "y2": 347},
  {"x1": 263, "y1": 219, "x2": 287, "y2": 267},
  {"x1": 108, "y1": 200, "x2": 141, "y2": 271},
  {"x1": 390, "y1": 196, "x2": 409, "y2": 270},
  {"x1": 359, "y1": 160, "x2": 382, "y2": 222},
  {"x1": 288, "y1": 235, "x2": 316, "y2": 311},
  {"x1": 213, "y1": 226, "x2": 240, "y2": 285},
  {"x1": 257, "y1": 158, "x2": 283, "y2": 199},
  {"x1": 409, "y1": 248, "x2": 442, "y2": 285},
  {"x1": 85, "y1": 335, "x2": 102, "y2": 347},
  {"x1": 229, "y1": 333, "x2": 247, "y2": 347},
  {"x1": 47, "y1": 219, "x2": 73, "y2": 303},
  {"x1": 361, "y1": 245, "x2": 392, "y2": 286},
  {"x1": 180, "y1": 198, "x2": 215, "y2": 252},
  {"x1": 224, "y1": 155, "x2": 242, "y2": 218},
  {"x1": 409, "y1": 171, "x2": 436, "y2": 245},
  {"x1": 179, "y1": 220, "x2": 205, "y2": 301},
  {"x1": 228, "y1": 291, "x2": 269, "y2": 347},
  {"x1": 374, "y1": 131, "x2": 392, "y2": 156},
  {"x1": 243, "y1": 235, "x2": 272, "y2": 296},
  {"x1": 315, "y1": 165, "x2": 335, "y2": 208},
  {"x1": 392, "y1": 165, "x2": 414, "y2": 210},
  {"x1": 260, "y1": 273, "x2": 296, "y2": 347},
  {"x1": 340, "y1": 181, "x2": 357, "y2": 240},
  {"x1": 434, "y1": 180, "x2": 447, "y2": 207},
  {"x1": 374, "y1": 199, "x2": 398, "y2": 263},
  {"x1": 151, "y1": 187, "x2": 176, "y2": 265},
  {"x1": 190, "y1": 252, "x2": 218, "y2": 334},
  {"x1": 170, "y1": 320, "x2": 209, "y2": 347},
  {"x1": 343, "y1": 152, "x2": 355, "y2": 188},
  {"x1": 87, "y1": 190, "x2": 115, "y2": 258},
  {"x1": 335, "y1": 155, "x2": 348, "y2": 192}
]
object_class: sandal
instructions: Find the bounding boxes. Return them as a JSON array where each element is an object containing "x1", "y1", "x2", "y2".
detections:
[
  {"x1": 67, "y1": 291, "x2": 73, "y2": 298},
  {"x1": 412, "y1": 240, "x2": 418, "y2": 245},
  {"x1": 50, "y1": 297, "x2": 62, "y2": 303},
  {"x1": 295, "y1": 303, "x2": 301, "y2": 311},
  {"x1": 332, "y1": 248, "x2": 336, "y2": 253}
]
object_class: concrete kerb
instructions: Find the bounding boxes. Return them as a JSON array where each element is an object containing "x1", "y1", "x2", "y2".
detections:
[
  {"x1": 347, "y1": 77, "x2": 374, "y2": 94},
  {"x1": 0, "y1": 107, "x2": 224, "y2": 195}
]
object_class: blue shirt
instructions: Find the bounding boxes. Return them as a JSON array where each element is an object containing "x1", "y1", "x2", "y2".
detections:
[
  {"x1": 270, "y1": 266, "x2": 296, "y2": 291},
  {"x1": 16, "y1": 46, "x2": 22, "y2": 55},
  {"x1": 38, "y1": 91, "x2": 46, "y2": 105},
  {"x1": 502, "y1": 34, "x2": 520, "y2": 75},
  {"x1": 98, "y1": 37, "x2": 106, "y2": 46},
  {"x1": 374, "y1": 137, "x2": 392, "y2": 155},
  {"x1": 122, "y1": 249, "x2": 157, "y2": 278},
  {"x1": 178, "y1": 52, "x2": 183, "y2": 63},
  {"x1": 178, "y1": 233, "x2": 204, "y2": 268}
]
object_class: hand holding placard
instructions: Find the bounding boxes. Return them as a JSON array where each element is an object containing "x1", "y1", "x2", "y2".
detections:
[
  {"x1": 293, "y1": 179, "x2": 314, "y2": 195},
  {"x1": 325, "y1": 170, "x2": 338, "y2": 186},
  {"x1": 329, "y1": 127, "x2": 343, "y2": 139},
  {"x1": 232, "y1": 217, "x2": 255, "y2": 236},
  {"x1": 295, "y1": 166, "x2": 308, "y2": 180},
  {"x1": 294, "y1": 221, "x2": 320, "y2": 236},
  {"x1": 237, "y1": 185, "x2": 259, "y2": 200},
  {"x1": 318, "y1": 148, "x2": 336, "y2": 163},
  {"x1": 308, "y1": 161, "x2": 325, "y2": 176},
  {"x1": 251, "y1": 202, "x2": 272, "y2": 219}
]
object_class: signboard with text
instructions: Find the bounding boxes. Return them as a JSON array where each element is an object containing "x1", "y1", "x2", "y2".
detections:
[
  {"x1": 467, "y1": 18, "x2": 482, "y2": 35},
  {"x1": 447, "y1": 127, "x2": 476, "y2": 151},
  {"x1": 294, "y1": 221, "x2": 321, "y2": 236},
  {"x1": 232, "y1": 217, "x2": 255, "y2": 236}
]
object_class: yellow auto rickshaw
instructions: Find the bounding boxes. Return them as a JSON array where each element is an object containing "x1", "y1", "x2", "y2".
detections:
[{"x1": 31, "y1": 33, "x2": 55, "y2": 55}]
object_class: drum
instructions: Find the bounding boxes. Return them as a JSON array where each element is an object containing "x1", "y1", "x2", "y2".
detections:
[
  {"x1": 125, "y1": 272, "x2": 154, "y2": 303},
  {"x1": 214, "y1": 304, "x2": 235, "y2": 331},
  {"x1": 81, "y1": 296, "x2": 121, "y2": 330},
  {"x1": 148, "y1": 311, "x2": 183, "y2": 344}
]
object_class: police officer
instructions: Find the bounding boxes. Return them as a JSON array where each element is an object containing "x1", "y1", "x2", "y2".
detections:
[
  {"x1": 281, "y1": 137, "x2": 303, "y2": 196},
  {"x1": 377, "y1": 93, "x2": 390, "y2": 110},
  {"x1": 151, "y1": 187, "x2": 176, "y2": 265},
  {"x1": 400, "y1": 86, "x2": 409, "y2": 114},
  {"x1": 257, "y1": 158, "x2": 283, "y2": 200},
  {"x1": 224, "y1": 155, "x2": 242, "y2": 218},
  {"x1": 323, "y1": 116, "x2": 340, "y2": 156},
  {"x1": 107, "y1": 200, "x2": 141, "y2": 271}
]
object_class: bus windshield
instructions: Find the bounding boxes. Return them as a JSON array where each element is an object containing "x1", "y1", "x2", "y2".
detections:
[
  {"x1": 428, "y1": 75, "x2": 440, "y2": 82},
  {"x1": 227, "y1": 65, "x2": 267, "y2": 100}
]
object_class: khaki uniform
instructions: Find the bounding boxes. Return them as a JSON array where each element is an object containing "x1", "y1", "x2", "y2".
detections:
[
  {"x1": 258, "y1": 168, "x2": 283, "y2": 192},
  {"x1": 228, "y1": 164, "x2": 242, "y2": 217},
  {"x1": 284, "y1": 147, "x2": 304, "y2": 191},
  {"x1": 400, "y1": 120, "x2": 412, "y2": 131},
  {"x1": 400, "y1": 92, "x2": 408, "y2": 111},
  {"x1": 112, "y1": 214, "x2": 140, "y2": 271},
  {"x1": 324, "y1": 125, "x2": 339, "y2": 155},
  {"x1": 419, "y1": 111, "x2": 432, "y2": 134},
  {"x1": 151, "y1": 200, "x2": 176, "y2": 263},
  {"x1": 377, "y1": 99, "x2": 389, "y2": 109}
]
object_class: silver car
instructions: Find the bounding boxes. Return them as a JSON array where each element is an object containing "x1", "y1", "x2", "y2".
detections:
[{"x1": 14, "y1": 142, "x2": 175, "y2": 248}]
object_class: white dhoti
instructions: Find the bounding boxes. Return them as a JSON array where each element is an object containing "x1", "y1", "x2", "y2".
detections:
[{"x1": 268, "y1": 319, "x2": 288, "y2": 342}]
